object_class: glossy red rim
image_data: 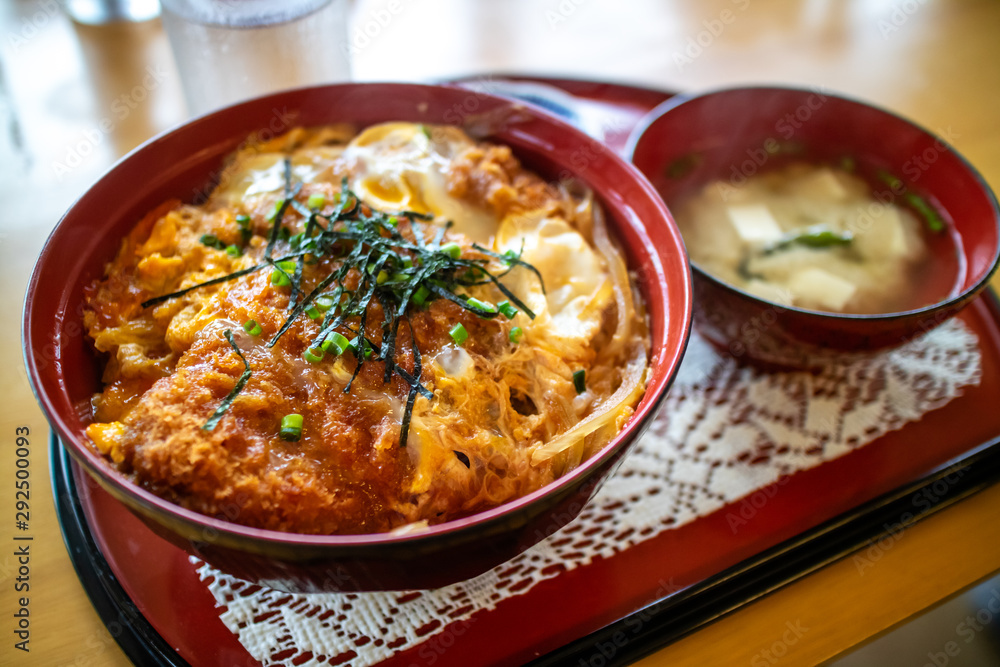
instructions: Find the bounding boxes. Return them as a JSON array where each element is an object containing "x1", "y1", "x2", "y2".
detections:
[{"x1": 23, "y1": 82, "x2": 692, "y2": 549}]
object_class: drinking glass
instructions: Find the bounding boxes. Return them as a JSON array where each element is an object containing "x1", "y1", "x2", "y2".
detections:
[
  {"x1": 62, "y1": 0, "x2": 160, "y2": 24},
  {"x1": 160, "y1": 0, "x2": 352, "y2": 116}
]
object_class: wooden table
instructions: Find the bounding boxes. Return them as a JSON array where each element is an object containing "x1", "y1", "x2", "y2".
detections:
[{"x1": 2, "y1": 0, "x2": 999, "y2": 664}]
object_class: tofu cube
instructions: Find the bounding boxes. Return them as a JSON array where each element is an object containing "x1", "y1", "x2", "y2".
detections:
[
  {"x1": 796, "y1": 168, "x2": 849, "y2": 202},
  {"x1": 851, "y1": 206, "x2": 901, "y2": 256},
  {"x1": 743, "y1": 279, "x2": 794, "y2": 306},
  {"x1": 726, "y1": 204, "x2": 785, "y2": 243},
  {"x1": 789, "y1": 267, "x2": 857, "y2": 311}
]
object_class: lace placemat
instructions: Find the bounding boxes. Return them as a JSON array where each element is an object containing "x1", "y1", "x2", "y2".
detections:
[{"x1": 194, "y1": 319, "x2": 981, "y2": 667}]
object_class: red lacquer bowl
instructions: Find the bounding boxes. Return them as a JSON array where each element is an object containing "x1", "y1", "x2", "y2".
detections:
[
  {"x1": 23, "y1": 83, "x2": 692, "y2": 593},
  {"x1": 627, "y1": 86, "x2": 1000, "y2": 369}
]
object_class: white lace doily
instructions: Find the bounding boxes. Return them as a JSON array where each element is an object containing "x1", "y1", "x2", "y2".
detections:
[{"x1": 194, "y1": 319, "x2": 981, "y2": 667}]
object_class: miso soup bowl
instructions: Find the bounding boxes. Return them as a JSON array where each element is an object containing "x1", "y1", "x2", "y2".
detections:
[
  {"x1": 23, "y1": 83, "x2": 692, "y2": 593},
  {"x1": 627, "y1": 86, "x2": 1000, "y2": 369}
]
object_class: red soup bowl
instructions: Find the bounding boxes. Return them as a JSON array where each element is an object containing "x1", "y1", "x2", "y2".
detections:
[
  {"x1": 23, "y1": 83, "x2": 692, "y2": 593},
  {"x1": 627, "y1": 86, "x2": 1000, "y2": 369}
]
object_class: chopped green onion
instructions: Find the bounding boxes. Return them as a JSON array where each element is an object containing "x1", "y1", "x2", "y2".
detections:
[
  {"x1": 412, "y1": 285, "x2": 431, "y2": 307},
  {"x1": 573, "y1": 369, "x2": 586, "y2": 394},
  {"x1": 449, "y1": 323, "x2": 468, "y2": 346},
  {"x1": 270, "y1": 269, "x2": 291, "y2": 287},
  {"x1": 402, "y1": 257, "x2": 414, "y2": 269},
  {"x1": 266, "y1": 199, "x2": 284, "y2": 221},
  {"x1": 279, "y1": 413, "x2": 303, "y2": 441},
  {"x1": 225, "y1": 244, "x2": 241, "y2": 258},
  {"x1": 315, "y1": 295, "x2": 336, "y2": 311},
  {"x1": 349, "y1": 336, "x2": 372, "y2": 359},
  {"x1": 466, "y1": 297, "x2": 497, "y2": 316},
  {"x1": 200, "y1": 233, "x2": 222, "y2": 249},
  {"x1": 236, "y1": 214, "x2": 252, "y2": 242},
  {"x1": 419, "y1": 124, "x2": 432, "y2": 139},
  {"x1": 509, "y1": 326, "x2": 523, "y2": 344},
  {"x1": 307, "y1": 193, "x2": 326, "y2": 209},
  {"x1": 764, "y1": 226, "x2": 853, "y2": 255},
  {"x1": 904, "y1": 192, "x2": 946, "y2": 232},
  {"x1": 387, "y1": 216, "x2": 399, "y2": 227},
  {"x1": 305, "y1": 304, "x2": 322, "y2": 320},
  {"x1": 302, "y1": 347, "x2": 324, "y2": 364},
  {"x1": 501, "y1": 249, "x2": 519, "y2": 265},
  {"x1": 877, "y1": 170, "x2": 904, "y2": 191},
  {"x1": 440, "y1": 242, "x2": 462, "y2": 259},
  {"x1": 376, "y1": 269, "x2": 389, "y2": 285},
  {"x1": 271, "y1": 260, "x2": 297, "y2": 283},
  {"x1": 792, "y1": 229, "x2": 853, "y2": 248},
  {"x1": 243, "y1": 319, "x2": 262, "y2": 336},
  {"x1": 321, "y1": 331, "x2": 350, "y2": 356},
  {"x1": 497, "y1": 300, "x2": 518, "y2": 319}
]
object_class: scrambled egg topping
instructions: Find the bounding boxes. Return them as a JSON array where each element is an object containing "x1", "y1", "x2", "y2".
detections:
[{"x1": 83, "y1": 123, "x2": 648, "y2": 534}]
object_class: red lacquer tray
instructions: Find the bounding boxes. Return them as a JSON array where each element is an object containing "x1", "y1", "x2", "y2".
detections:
[{"x1": 51, "y1": 77, "x2": 1000, "y2": 667}]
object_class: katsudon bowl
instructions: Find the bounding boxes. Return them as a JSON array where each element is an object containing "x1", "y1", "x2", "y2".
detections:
[{"x1": 23, "y1": 83, "x2": 692, "y2": 593}]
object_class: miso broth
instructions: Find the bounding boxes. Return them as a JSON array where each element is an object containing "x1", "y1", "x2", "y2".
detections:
[{"x1": 675, "y1": 162, "x2": 959, "y2": 314}]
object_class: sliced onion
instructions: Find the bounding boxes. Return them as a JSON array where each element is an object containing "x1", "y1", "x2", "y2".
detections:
[
  {"x1": 592, "y1": 198, "x2": 636, "y2": 358},
  {"x1": 530, "y1": 196, "x2": 649, "y2": 464},
  {"x1": 530, "y1": 340, "x2": 647, "y2": 463}
]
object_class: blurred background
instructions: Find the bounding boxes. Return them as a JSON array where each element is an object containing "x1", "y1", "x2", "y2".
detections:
[{"x1": 2, "y1": 0, "x2": 1000, "y2": 665}]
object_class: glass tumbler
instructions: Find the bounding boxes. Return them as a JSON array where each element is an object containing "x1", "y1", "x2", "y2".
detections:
[{"x1": 160, "y1": 0, "x2": 352, "y2": 116}]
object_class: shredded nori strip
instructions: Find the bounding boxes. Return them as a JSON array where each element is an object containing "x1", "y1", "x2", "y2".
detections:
[
  {"x1": 472, "y1": 242, "x2": 546, "y2": 294},
  {"x1": 268, "y1": 270, "x2": 342, "y2": 347},
  {"x1": 141, "y1": 264, "x2": 265, "y2": 308},
  {"x1": 381, "y1": 300, "x2": 401, "y2": 384},
  {"x1": 142, "y1": 177, "x2": 540, "y2": 444},
  {"x1": 399, "y1": 315, "x2": 422, "y2": 448},
  {"x1": 265, "y1": 183, "x2": 302, "y2": 261},
  {"x1": 202, "y1": 329, "x2": 251, "y2": 431}
]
